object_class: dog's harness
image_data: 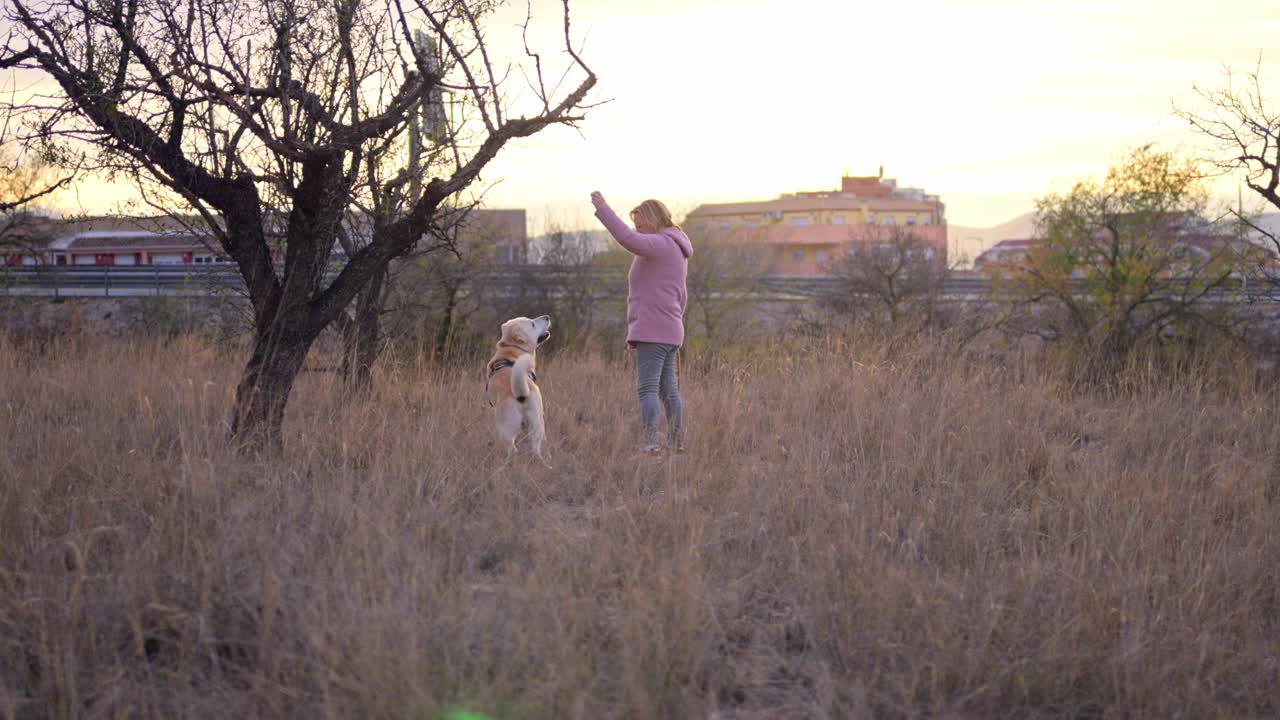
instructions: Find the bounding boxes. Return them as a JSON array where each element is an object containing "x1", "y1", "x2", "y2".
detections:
[
  {"x1": 487, "y1": 357, "x2": 537, "y2": 383},
  {"x1": 483, "y1": 342, "x2": 536, "y2": 407}
]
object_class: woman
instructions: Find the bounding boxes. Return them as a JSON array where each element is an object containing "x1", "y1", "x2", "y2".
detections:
[{"x1": 591, "y1": 191, "x2": 693, "y2": 454}]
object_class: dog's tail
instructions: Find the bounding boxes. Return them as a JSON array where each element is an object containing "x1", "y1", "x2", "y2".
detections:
[{"x1": 511, "y1": 354, "x2": 535, "y2": 403}]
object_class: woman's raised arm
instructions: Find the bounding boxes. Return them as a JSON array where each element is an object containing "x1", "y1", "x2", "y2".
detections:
[{"x1": 591, "y1": 192, "x2": 669, "y2": 257}]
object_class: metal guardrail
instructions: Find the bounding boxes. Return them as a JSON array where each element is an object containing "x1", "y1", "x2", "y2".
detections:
[
  {"x1": 2, "y1": 264, "x2": 1279, "y2": 301},
  {"x1": 0, "y1": 265, "x2": 893, "y2": 298},
  {"x1": 0, "y1": 265, "x2": 246, "y2": 297}
]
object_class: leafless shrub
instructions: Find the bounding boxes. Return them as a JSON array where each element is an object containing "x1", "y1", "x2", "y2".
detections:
[
  {"x1": 682, "y1": 226, "x2": 771, "y2": 355},
  {"x1": 816, "y1": 224, "x2": 954, "y2": 343}
]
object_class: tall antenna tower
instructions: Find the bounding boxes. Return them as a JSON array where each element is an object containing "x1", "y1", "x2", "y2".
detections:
[{"x1": 408, "y1": 29, "x2": 446, "y2": 201}]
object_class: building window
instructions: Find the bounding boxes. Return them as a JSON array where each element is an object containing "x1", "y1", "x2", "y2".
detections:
[
  {"x1": 882, "y1": 216, "x2": 896, "y2": 225},
  {"x1": 745, "y1": 219, "x2": 758, "y2": 229},
  {"x1": 833, "y1": 215, "x2": 846, "y2": 225},
  {"x1": 792, "y1": 249, "x2": 805, "y2": 262},
  {"x1": 789, "y1": 217, "x2": 810, "y2": 226},
  {"x1": 922, "y1": 215, "x2": 932, "y2": 225},
  {"x1": 866, "y1": 214, "x2": 876, "y2": 225},
  {"x1": 907, "y1": 216, "x2": 917, "y2": 225},
  {"x1": 815, "y1": 249, "x2": 829, "y2": 263}
]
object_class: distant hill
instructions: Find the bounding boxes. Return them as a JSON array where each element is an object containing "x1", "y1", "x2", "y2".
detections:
[{"x1": 947, "y1": 212, "x2": 1036, "y2": 266}]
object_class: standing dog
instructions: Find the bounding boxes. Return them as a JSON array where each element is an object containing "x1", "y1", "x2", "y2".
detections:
[{"x1": 484, "y1": 315, "x2": 552, "y2": 464}]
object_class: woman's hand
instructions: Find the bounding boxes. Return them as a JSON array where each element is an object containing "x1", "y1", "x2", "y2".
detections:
[{"x1": 590, "y1": 191, "x2": 606, "y2": 208}]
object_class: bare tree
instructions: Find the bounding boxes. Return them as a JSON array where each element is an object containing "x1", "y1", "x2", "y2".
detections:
[
  {"x1": 683, "y1": 226, "x2": 770, "y2": 347},
  {"x1": 0, "y1": 192, "x2": 55, "y2": 266},
  {"x1": 331, "y1": 199, "x2": 478, "y2": 386},
  {"x1": 1175, "y1": 59, "x2": 1280, "y2": 264},
  {"x1": 0, "y1": 138, "x2": 72, "y2": 264},
  {"x1": 522, "y1": 224, "x2": 610, "y2": 353},
  {"x1": 379, "y1": 220, "x2": 610, "y2": 365},
  {"x1": 0, "y1": 0, "x2": 596, "y2": 447},
  {"x1": 375, "y1": 204, "x2": 507, "y2": 366},
  {"x1": 823, "y1": 224, "x2": 948, "y2": 329}
]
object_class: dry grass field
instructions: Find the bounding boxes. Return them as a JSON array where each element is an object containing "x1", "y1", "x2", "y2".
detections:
[{"x1": 1, "y1": 333, "x2": 1278, "y2": 718}]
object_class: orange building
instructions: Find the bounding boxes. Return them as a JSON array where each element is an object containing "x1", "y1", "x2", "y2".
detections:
[{"x1": 686, "y1": 171, "x2": 947, "y2": 275}]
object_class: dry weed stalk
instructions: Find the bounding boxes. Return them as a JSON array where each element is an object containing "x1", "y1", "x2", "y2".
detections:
[{"x1": 0, "y1": 334, "x2": 1277, "y2": 717}]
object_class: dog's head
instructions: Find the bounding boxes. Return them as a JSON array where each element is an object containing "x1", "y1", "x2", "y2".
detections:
[{"x1": 499, "y1": 315, "x2": 552, "y2": 349}]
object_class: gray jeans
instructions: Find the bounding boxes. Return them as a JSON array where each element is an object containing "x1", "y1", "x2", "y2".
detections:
[{"x1": 634, "y1": 342, "x2": 684, "y2": 448}]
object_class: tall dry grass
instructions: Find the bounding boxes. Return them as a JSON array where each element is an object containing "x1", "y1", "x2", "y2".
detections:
[{"x1": 1, "y1": 333, "x2": 1278, "y2": 718}]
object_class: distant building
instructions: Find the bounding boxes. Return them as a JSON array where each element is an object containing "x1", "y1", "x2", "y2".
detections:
[
  {"x1": 974, "y1": 233, "x2": 1276, "y2": 278},
  {"x1": 973, "y1": 238, "x2": 1036, "y2": 272},
  {"x1": 686, "y1": 170, "x2": 947, "y2": 275},
  {"x1": 0, "y1": 209, "x2": 529, "y2": 267},
  {"x1": 57, "y1": 231, "x2": 226, "y2": 266},
  {"x1": 457, "y1": 208, "x2": 527, "y2": 264}
]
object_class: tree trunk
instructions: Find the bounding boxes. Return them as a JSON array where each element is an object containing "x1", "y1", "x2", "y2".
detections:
[
  {"x1": 433, "y1": 283, "x2": 458, "y2": 363},
  {"x1": 230, "y1": 323, "x2": 314, "y2": 451},
  {"x1": 341, "y1": 264, "x2": 386, "y2": 390}
]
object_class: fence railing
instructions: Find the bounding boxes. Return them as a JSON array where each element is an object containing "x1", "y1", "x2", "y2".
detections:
[
  {"x1": 0, "y1": 265, "x2": 247, "y2": 296},
  {"x1": 0, "y1": 265, "x2": 938, "y2": 298},
  {"x1": 2, "y1": 264, "x2": 1278, "y2": 301}
]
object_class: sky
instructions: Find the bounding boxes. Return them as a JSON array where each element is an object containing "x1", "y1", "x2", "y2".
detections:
[
  {"x1": 474, "y1": 0, "x2": 1280, "y2": 231},
  {"x1": 43, "y1": 0, "x2": 1280, "y2": 231}
]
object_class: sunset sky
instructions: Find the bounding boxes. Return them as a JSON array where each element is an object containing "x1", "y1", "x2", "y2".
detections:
[
  {"x1": 477, "y1": 0, "x2": 1280, "y2": 231},
  {"x1": 47, "y1": 0, "x2": 1280, "y2": 231}
]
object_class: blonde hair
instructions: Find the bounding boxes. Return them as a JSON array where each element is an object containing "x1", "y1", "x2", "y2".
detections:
[{"x1": 630, "y1": 199, "x2": 680, "y2": 232}]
